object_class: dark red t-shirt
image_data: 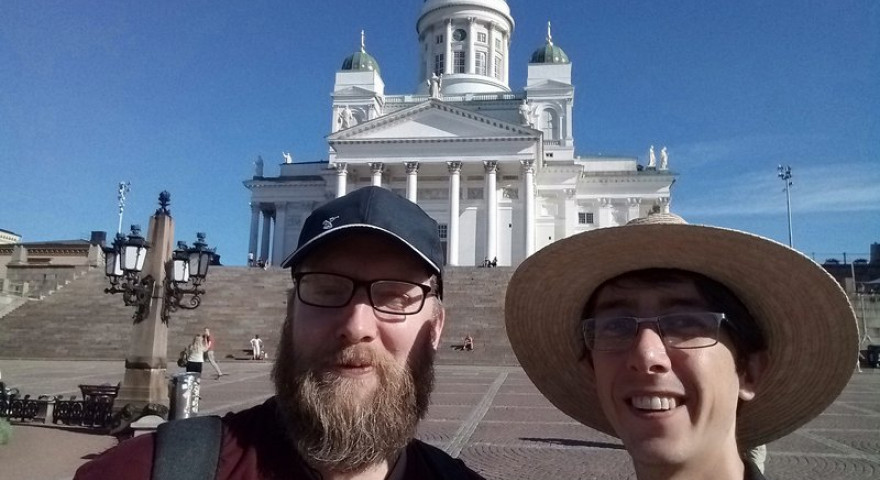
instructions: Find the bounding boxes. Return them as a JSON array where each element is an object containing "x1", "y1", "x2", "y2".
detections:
[{"x1": 74, "y1": 397, "x2": 484, "y2": 480}]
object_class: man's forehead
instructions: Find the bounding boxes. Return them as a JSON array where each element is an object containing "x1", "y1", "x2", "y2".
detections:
[
  {"x1": 297, "y1": 232, "x2": 430, "y2": 275},
  {"x1": 590, "y1": 271, "x2": 711, "y2": 312}
]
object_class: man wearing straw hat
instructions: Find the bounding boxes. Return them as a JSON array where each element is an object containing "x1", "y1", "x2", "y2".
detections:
[{"x1": 506, "y1": 212, "x2": 858, "y2": 479}]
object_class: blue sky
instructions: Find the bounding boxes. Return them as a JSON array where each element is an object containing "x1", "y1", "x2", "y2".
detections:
[{"x1": 1, "y1": 0, "x2": 877, "y2": 265}]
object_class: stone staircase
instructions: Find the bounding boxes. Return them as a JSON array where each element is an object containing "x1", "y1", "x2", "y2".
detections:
[{"x1": 0, "y1": 266, "x2": 517, "y2": 366}]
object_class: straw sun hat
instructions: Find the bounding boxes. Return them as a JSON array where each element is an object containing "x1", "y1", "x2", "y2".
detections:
[{"x1": 505, "y1": 213, "x2": 858, "y2": 449}]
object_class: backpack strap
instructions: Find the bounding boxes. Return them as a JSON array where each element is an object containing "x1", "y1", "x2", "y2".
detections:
[
  {"x1": 152, "y1": 415, "x2": 222, "y2": 480},
  {"x1": 416, "y1": 440, "x2": 480, "y2": 479}
]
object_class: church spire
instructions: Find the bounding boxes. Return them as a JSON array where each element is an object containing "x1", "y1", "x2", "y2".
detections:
[
  {"x1": 546, "y1": 21, "x2": 553, "y2": 46},
  {"x1": 360, "y1": 30, "x2": 366, "y2": 53}
]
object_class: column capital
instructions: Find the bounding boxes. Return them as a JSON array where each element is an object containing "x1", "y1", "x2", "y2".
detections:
[
  {"x1": 564, "y1": 188, "x2": 576, "y2": 199},
  {"x1": 599, "y1": 197, "x2": 613, "y2": 207},
  {"x1": 520, "y1": 159, "x2": 535, "y2": 174},
  {"x1": 332, "y1": 162, "x2": 348, "y2": 174},
  {"x1": 447, "y1": 161, "x2": 462, "y2": 174},
  {"x1": 468, "y1": 16, "x2": 475, "y2": 24},
  {"x1": 370, "y1": 162, "x2": 385, "y2": 175},
  {"x1": 627, "y1": 197, "x2": 642, "y2": 206},
  {"x1": 445, "y1": 18, "x2": 453, "y2": 25},
  {"x1": 658, "y1": 197, "x2": 670, "y2": 206},
  {"x1": 483, "y1": 160, "x2": 498, "y2": 174},
  {"x1": 405, "y1": 161, "x2": 420, "y2": 174}
]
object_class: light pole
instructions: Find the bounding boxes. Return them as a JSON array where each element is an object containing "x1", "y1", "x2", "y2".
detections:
[
  {"x1": 777, "y1": 165, "x2": 793, "y2": 247},
  {"x1": 102, "y1": 191, "x2": 214, "y2": 415}
]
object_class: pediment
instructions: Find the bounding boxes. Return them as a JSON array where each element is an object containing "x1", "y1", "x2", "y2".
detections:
[
  {"x1": 328, "y1": 99, "x2": 539, "y2": 143},
  {"x1": 524, "y1": 79, "x2": 574, "y2": 92},
  {"x1": 332, "y1": 85, "x2": 379, "y2": 97}
]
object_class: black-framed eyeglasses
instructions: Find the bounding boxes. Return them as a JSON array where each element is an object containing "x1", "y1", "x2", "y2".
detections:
[
  {"x1": 583, "y1": 312, "x2": 732, "y2": 352},
  {"x1": 292, "y1": 272, "x2": 438, "y2": 315}
]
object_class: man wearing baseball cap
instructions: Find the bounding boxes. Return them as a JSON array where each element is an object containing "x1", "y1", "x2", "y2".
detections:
[
  {"x1": 506, "y1": 212, "x2": 858, "y2": 479},
  {"x1": 77, "y1": 186, "x2": 483, "y2": 479}
]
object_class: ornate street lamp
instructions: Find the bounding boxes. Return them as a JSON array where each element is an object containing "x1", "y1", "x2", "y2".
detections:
[
  {"x1": 103, "y1": 225, "x2": 154, "y2": 318},
  {"x1": 162, "y1": 233, "x2": 215, "y2": 322},
  {"x1": 777, "y1": 165, "x2": 793, "y2": 247}
]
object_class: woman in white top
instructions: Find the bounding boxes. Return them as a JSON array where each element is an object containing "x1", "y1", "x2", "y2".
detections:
[{"x1": 185, "y1": 334, "x2": 208, "y2": 374}]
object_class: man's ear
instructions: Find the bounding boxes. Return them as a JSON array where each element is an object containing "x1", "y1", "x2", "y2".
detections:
[
  {"x1": 430, "y1": 306, "x2": 446, "y2": 350},
  {"x1": 739, "y1": 351, "x2": 768, "y2": 401}
]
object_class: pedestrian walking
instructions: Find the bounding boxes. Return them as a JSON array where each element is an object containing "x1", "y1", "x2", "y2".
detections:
[{"x1": 203, "y1": 327, "x2": 225, "y2": 378}]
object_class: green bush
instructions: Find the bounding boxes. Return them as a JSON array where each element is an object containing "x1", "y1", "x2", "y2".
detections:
[{"x1": 0, "y1": 418, "x2": 11, "y2": 445}]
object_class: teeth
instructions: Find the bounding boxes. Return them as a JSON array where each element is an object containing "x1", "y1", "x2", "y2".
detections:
[{"x1": 632, "y1": 396, "x2": 678, "y2": 411}]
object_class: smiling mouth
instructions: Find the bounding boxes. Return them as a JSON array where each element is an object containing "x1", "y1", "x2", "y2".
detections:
[{"x1": 630, "y1": 395, "x2": 681, "y2": 411}]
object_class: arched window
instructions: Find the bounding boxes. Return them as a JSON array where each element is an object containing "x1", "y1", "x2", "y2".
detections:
[
  {"x1": 475, "y1": 52, "x2": 487, "y2": 75},
  {"x1": 541, "y1": 108, "x2": 559, "y2": 140}
]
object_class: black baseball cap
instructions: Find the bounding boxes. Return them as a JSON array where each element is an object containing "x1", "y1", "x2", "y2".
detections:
[{"x1": 280, "y1": 186, "x2": 445, "y2": 293}]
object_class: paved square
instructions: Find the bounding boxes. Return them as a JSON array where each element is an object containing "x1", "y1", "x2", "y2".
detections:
[{"x1": 1, "y1": 361, "x2": 877, "y2": 479}]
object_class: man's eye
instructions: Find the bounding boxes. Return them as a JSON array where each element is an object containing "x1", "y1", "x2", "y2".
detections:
[{"x1": 598, "y1": 318, "x2": 631, "y2": 336}]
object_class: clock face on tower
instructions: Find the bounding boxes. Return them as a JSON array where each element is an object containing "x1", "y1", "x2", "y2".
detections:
[{"x1": 453, "y1": 29, "x2": 467, "y2": 41}]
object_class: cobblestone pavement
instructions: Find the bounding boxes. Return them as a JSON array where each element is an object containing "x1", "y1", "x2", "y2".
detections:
[{"x1": 1, "y1": 360, "x2": 878, "y2": 479}]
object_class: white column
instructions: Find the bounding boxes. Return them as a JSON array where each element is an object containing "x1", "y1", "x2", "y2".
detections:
[
  {"x1": 334, "y1": 162, "x2": 348, "y2": 198},
  {"x1": 484, "y1": 161, "x2": 498, "y2": 262},
  {"x1": 502, "y1": 33, "x2": 509, "y2": 85},
  {"x1": 467, "y1": 17, "x2": 476, "y2": 74},
  {"x1": 659, "y1": 197, "x2": 671, "y2": 214},
  {"x1": 260, "y1": 209, "x2": 273, "y2": 262},
  {"x1": 248, "y1": 203, "x2": 260, "y2": 259},
  {"x1": 425, "y1": 26, "x2": 433, "y2": 80},
  {"x1": 627, "y1": 197, "x2": 642, "y2": 221},
  {"x1": 271, "y1": 202, "x2": 287, "y2": 267},
  {"x1": 445, "y1": 19, "x2": 453, "y2": 75},
  {"x1": 370, "y1": 162, "x2": 384, "y2": 187},
  {"x1": 447, "y1": 161, "x2": 462, "y2": 266},
  {"x1": 522, "y1": 160, "x2": 536, "y2": 257},
  {"x1": 405, "y1": 162, "x2": 419, "y2": 203},
  {"x1": 599, "y1": 198, "x2": 614, "y2": 227},
  {"x1": 488, "y1": 23, "x2": 496, "y2": 79}
]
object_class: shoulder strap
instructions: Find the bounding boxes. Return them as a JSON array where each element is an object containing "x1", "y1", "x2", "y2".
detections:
[{"x1": 152, "y1": 416, "x2": 223, "y2": 480}]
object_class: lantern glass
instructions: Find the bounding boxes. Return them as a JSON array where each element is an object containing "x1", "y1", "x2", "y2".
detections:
[
  {"x1": 171, "y1": 258, "x2": 190, "y2": 283},
  {"x1": 188, "y1": 251, "x2": 210, "y2": 279},
  {"x1": 122, "y1": 243, "x2": 147, "y2": 272},
  {"x1": 104, "y1": 249, "x2": 123, "y2": 277}
]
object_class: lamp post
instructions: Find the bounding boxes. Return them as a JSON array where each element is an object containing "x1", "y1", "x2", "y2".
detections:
[
  {"x1": 103, "y1": 191, "x2": 214, "y2": 415},
  {"x1": 777, "y1": 165, "x2": 793, "y2": 247}
]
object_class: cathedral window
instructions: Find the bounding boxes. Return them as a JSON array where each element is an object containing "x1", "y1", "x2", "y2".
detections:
[
  {"x1": 578, "y1": 212, "x2": 595, "y2": 225},
  {"x1": 475, "y1": 52, "x2": 487, "y2": 75},
  {"x1": 454, "y1": 52, "x2": 465, "y2": 73},
  {"x1": 541, "y1": 108, "x2": 559, "y2": 140},
  {"x1": 436, "y1": 35, "x2": 444, "y2": 44},
  {"x1": 438, "y1": 224, "x2": 448, "y2": 239},
  {"x1": 493, "y1": 56, "x2": 502, "y2": 79},
  {"x1": 477, "y1": 32, "x2": 487, "y2": 43},
  {"x1": 434, "y1": 54, "x2": 444, "y2": 76},
  {"x1": 495, "y1": 38, "x2": 502, "y2": 50}
]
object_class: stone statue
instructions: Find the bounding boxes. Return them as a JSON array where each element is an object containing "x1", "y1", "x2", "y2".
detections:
[
  {"x1": 428, "y1": 73, "x2": 442, "y2": 98},
  {"x1": 660, "y1": 146, "x2": 668, "y2": 170},
  {"x1": 648, "y1": 145, "x2": 656, "y2": 168},
  {"x1": 254, "y1": 156, "x2": 264, "y2": 177},
  {"x1": 282, "y1": 152, "x2": 293, "y2": 164},
  {"x1": 338, "y1": 105, "x2": 355, "y2": 129},
  {"x1": 519, "y1": 100, "x2": 533, "y2": 126}
]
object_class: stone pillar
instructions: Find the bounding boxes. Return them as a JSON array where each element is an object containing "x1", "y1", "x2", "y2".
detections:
[
  {"x1": 370, "y1": 162, "x2": 384, "y2": 187},
  {"x1": 467, "y1": 17, "x2": 476, "y2": 74},
  {"x1": 522, "y1": 160, "x2": 536, "y2": 257},
  {"x1": 114, "y1": 211, "x2": 174, "y2": 412},
  {"x1": 445, "y1": 19, "x2": 453, "y2": 75},
  {"x1": 659, "y1": 197, "x2": 671, "y2": 214},
  {"x1": 260, "y1": 209, "x2": 272, "y2": 262},
  {"x1": 248, "y1": 203, "x2": 260, "y2": 259},
  {"x1": 447, "y1": 161, "x2": 462, "y2": 266},
  {"x1": 272, "y1": 202, "x2": 287, "y2": 267},
  {"x1": 484, "y1": 161, "x2": 498, "y2": 262},
  {"x1": 9, "y1": 245, "x2": 27, "y2": 265},
  {"x1": 488, "y1": 23, "x2": 496, "y2": 79},
  {"x1": 334, "y1": 162, "x2": 348, "y2": 198},
  {"x1": 627, "y1": 197, "x2": 642, "y2": 222},
  {"x1": 599, "y1": 198, "x2": 614, "y2": 227},
  {"x1": 405, "y1": 162, "x2": 420, "y2": 203}
]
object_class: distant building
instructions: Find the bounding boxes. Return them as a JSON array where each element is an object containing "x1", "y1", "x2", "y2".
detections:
[
  {"x1": 0, "y1": 232, "x2": 105, "y2": 298},
  {"x1": 0, "y1": 229, "x2": 20, "y2": 245},
  {"x1": 244, "y1": 0, "x2": 676, "y2": 267}
]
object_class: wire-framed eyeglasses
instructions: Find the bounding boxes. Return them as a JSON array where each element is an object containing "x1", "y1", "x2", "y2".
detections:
[
  {"x1": 292, "y1": 272, "x2": 438, "y2": 315},
  {"x1": 583, "y1": 312, "x2": 732, "y2": 352}
]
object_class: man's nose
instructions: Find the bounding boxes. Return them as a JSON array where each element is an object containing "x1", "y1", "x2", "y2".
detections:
[
  {"x1": 626, "y1": 323, "x2": 671, "y2": 374},
  {"x1": 336, "y1": 287, "x2": 379, "y2": 343}
]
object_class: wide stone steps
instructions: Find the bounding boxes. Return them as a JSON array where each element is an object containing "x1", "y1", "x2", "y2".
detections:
[{"x1": 0, "y1": 266, "x2": 518, "y2": 366}]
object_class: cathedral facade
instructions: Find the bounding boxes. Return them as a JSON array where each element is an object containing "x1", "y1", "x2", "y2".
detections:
[{"x1": 244, "y1": 0, "x2": 675, "y2": 267}]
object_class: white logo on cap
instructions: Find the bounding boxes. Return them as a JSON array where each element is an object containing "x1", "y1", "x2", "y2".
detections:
[{"x1": 322, "y1": 216, "x2": 340, "y2": 230}]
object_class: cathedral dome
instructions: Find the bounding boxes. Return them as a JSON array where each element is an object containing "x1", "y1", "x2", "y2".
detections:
[
  {"x1": 420, "y1": 0, "x2": 511, "y2": 18},
  {"x1": 341, "y1": 31, "x2": 381, "y2": 74},
  {"x1": 529, "y1": 22, "x2": 570, "y2": 64}
]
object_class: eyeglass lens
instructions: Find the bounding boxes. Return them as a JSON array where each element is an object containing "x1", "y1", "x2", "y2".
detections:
[
  {"x1": 296, "y1": 272, "x2": 428, "y2": 314},
  {"x1": 585, "y1": 312, "x2": 724, "y2": 351}
]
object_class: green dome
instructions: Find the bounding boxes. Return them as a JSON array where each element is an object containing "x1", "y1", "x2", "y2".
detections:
[
  {"x1": 530, "y1": 21, "x2": 570, "y2": 64},
  {"x1": 341, "y1": 51, "x2": 381, "y2": 74},
  {"x1": 530, "y1": 42, "x2": 569, "y2": 64}
]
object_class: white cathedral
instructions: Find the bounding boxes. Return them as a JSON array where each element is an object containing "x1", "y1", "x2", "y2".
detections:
[{"x1": 244, "y1": 0, "x2": 676, "y2": 267}]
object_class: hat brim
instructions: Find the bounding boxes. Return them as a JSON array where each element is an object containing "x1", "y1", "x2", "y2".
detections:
[{"x1": 505, "y1": 223, "x2": 858, "y2": 449}]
